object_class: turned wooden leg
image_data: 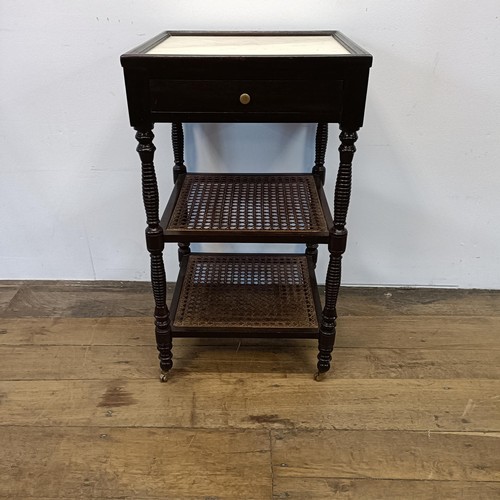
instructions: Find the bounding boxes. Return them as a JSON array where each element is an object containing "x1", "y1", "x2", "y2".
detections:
[
  {"x1": 136, "y1": 127, "x2": 173, "y2": 380},
  {"x1": 172, "y1": 122, "x2": 187, "y2": 182},
  {"x1": 178, "y1": 242, "x2": 191, "y2": 263},
  {"x1": 306, "y1": 123, "x2": 328, "y2": 266},
  {"x1": 316, "y1": 254, "x2": 341, "y2": 378},
  {"x1": 316, "y1": 128, "x2": 358, "y2": 379},
  {"x1": 150, "y1": 252, "x2": 173, "y2": 376},
  {"x1": 172, "y1": 123, "x2": 191, "y2": 267},
  {"x1": 306, "y1": 243, "x2": 319, "y2": 268},
  {"x1": 312, "y1": 122, "x2": 328, "y2": 185}
]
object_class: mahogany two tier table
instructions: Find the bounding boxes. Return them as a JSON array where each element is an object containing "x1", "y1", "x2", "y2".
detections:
[{"x1": 121, "y1": 31, "x2": 372, "y2": 381}]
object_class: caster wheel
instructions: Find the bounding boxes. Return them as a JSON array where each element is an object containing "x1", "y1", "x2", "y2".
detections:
[
  {"x1": 160, "y1": 372, "x2": 169, "y2": 383},
  {"x1": 314, "y1": 371, "x2": 327, "y2": 382}
]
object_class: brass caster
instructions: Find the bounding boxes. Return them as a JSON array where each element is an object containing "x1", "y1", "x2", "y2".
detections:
[
  {"x1": 314, "y1": 371, "x2": 327, "y2": 382},
  {"x1": 159, "y1": 371, "x2": 169, "y2": 383}
]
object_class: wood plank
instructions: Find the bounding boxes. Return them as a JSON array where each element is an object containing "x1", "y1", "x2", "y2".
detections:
[
  {"x1": 1, "y1": 345, "x2": 499, "y2": 380},
  {"x1": 337, "y1": 287, "x2": 500, "y2": 316},
  {"x1": 0, "y1": 317, "x2": 154, "y2": 346},
  {"x1": 1, "y1": 283, "x2": 159, "y2": 318},
  {"x1": 0, "y1": 280, "x2": 151, "y2": 287},
  {"x1": 336, "y1": 315, "x2": 500, "y2": 349},
  {"x1": 2, "y1": 316, "x2": 500, "y2": 349},
  {"x1": 273, "y1": 477, "x2": 500, "y2": 499},
  {"x1": 0, "y1": 285, "x2": 20, "y2": 315},
  {"x1": 1, "y1": 378, "x2": 499, "y2": 431},
  {"x1": 2, "y1": 283, "x2": 500, "y2": 318},
  {"x1": 271, "y1": 429, "x2": 500, "y2": 482},
  {"x1": 1, "y1": 283, "x2": 499, "y2": 498},
  {"x1": 0, "y1": 426, "x2": 271, "y2": 499}
]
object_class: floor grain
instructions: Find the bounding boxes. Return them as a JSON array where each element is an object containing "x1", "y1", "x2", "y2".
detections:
[
  {"x1": 1, "y1": 281, "x2": 499, "y2": 499},
  {"x1": 1, "y1": 426, "x2": 271, "y2": 499},
  {"x1": 271, "y1": 429, "x2": 500, "y2": 481},
  {"x1": 272, "y1": 478, "x2": 500, "y2": 499}
]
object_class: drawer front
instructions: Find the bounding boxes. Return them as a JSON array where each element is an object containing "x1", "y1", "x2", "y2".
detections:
[{"x1": 149, "y1": 79, "x2": 343, "y2": 119}]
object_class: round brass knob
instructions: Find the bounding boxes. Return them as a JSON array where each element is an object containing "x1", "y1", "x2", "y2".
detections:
[{"x1": 239, "y1": 93, "x2": 251, "y2": 105}]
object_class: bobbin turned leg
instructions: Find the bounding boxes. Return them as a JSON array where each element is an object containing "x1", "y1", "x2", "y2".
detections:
[
  {"x1": 136, "y1": 127, "x2": 173, "y2": 380},
  {"x1": 171, "y1": 122, "x2": 191, "y2": 265},
  {"x1": 307, "y1": 123, "x2": 329, "y2": 268},
  {"x1": 316, "y1": 129, "x2": 358, "y2": 380},
  {"x1": 312, "y1": 122, "x2": 328, "y2": 185},
  {"x1": 177, "y1": 242, "x2": 191, "y2": 263},
  {"x1": 306, "y1": 243, "x2": 319, "y2": 267}
]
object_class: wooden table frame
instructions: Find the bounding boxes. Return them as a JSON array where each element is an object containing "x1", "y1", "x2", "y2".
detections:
[{"x1": 121, "y1": 31, "x2": 372, "y2": 380}]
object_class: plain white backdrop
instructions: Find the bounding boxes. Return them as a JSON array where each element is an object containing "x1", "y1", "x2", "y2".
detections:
[{"x1": 1, "y1": 1, "x2": 499, "y2": 288}]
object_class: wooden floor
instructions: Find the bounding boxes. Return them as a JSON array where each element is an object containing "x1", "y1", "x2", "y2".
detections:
[{"x1": 1, "y1": 281, "x2": 499, "y2": 499}]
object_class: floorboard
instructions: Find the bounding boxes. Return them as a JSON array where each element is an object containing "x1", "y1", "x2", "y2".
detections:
[
  {"x1": 1, "y1": 377, "x2": 499, "y2": 431},
  {"x1": 0, "y1": 426, "x2": 271, "y2": 499},
  {"x1": 1, "y1": 281, "x2": 499, "y2": 499},
  {"x1": 2, "y1": 315, "x2": 500, "y2": 349},
  {"x1": 0, "y1": 345, "x2": 499, "y2": 380},
  {"x1": 272, "y1": 478, "x2": 500, "y2": 499},
  {"x1": 271, "y1": 429, "x2": 500, "y2": 481}
]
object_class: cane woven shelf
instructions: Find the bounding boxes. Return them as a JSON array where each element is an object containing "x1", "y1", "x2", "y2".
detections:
[
  {"x1": 162, "y1": 173, "x2": 332, "y2": 243},
  {"x1": 170, "y1": 253, "x2": 321, "y2": 337}
]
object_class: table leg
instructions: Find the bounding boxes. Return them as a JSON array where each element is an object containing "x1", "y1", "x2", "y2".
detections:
[
  {"x1": 172, "y1": 122, "x2": 191, "y2": 265},
  {"x1": 305, "y1": 243, "x2": 319, "y2": 268},
  {"x1": 136, "y1": 127, "x2": 173, "y2": 380},
  {"x1": 312, "y1": 122, "x2": 328, "y2": 185},
  {"x1": 316, "y1": 129, "x2": 358, "y2": 379},
  {"x1": 172, "y1": 122, "x2": 187, "y2": 181},
  {"x1": 307, "y1": 122, "x2": 328, "y2": 267}
]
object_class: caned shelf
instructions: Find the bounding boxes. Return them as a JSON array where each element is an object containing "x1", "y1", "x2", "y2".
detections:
[
  {"x1": 170, "y1": 253, "x2": 322, "y2": 337},
  {"x1": 161, "y1": 173, "x2": 333, "y2": 243}
]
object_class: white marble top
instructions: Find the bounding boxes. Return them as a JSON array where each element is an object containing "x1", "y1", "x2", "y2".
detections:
[{"x1": 147, "y1": 35, "x2": 350, "y2": 56}]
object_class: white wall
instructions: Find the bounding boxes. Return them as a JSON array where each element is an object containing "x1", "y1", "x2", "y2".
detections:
[{"x1": 1, "y1": 1, "x2": 499, "y2": 288}]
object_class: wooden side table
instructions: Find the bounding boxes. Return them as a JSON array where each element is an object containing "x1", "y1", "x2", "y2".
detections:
[{"x1": 121, "y1": 31, "x2": 372, "y2": 381}]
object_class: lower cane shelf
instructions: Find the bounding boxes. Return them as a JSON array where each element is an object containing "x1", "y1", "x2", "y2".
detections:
[{"x1": 170, "y1": 253, "x2": 322, "y2": 338}]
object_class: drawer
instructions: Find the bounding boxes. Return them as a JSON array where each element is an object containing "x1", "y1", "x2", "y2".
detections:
[{"x1": 149, "y1": 79, "x2": 343, "y2": 117}]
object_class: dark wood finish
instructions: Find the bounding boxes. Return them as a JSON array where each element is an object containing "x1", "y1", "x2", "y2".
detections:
[
  {"x1": 317, "y1": 130, "x2": 358, "y2": 375},
  {"x1": 149, "y1": 78, "x2": 343, "y2": 123},
  {"x1": 161, "y1": 173, "x2": 333, "y2": 244},
  {"x1": 169, "y1": 253, "x2": 322, "y2": 338},
  {"x1": 171, "y1": 122, "x2": 186, "y2": 182},
  {"x1": 307, "y1": 122, "x2": 329, "y2": 266},
  {"x1": 121, "y1": 31, "x2": 372, "y2": 126},
  {"x1": 312, "y1": 122, "x2": 328, "y2": 184},
  {"x1": 177, "y1": 242, "x2": 191, "y2": 264},
  {"x1": 171, "y1": 122, "x2": 191, "y2": 264},
  {"x1": 334, "y1": 130, "x2": 357, "y2": 230},
  {"x1": 135, "y1": 128, "x2": 173, "y2": 375},
  {"x1": 121, "y1": 31, "x2": 372, "y2": 377},
  {"x1": 305, "y1": 243, "x2": 319, "y2": 268}
]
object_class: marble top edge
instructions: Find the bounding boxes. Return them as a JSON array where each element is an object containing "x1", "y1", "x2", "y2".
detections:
[{"x1": 146, "y1": 35, "x2": 351, "y2": 56}]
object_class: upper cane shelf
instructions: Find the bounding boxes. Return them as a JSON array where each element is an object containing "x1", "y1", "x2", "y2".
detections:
[{"x1": 161, "y1": 173, "x2": 333, "y2": 244}]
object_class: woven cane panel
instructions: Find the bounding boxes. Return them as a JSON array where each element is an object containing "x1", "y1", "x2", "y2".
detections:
[
  {"x1": 174, "y1": 254, "x2": 319, "y2": 329},
  {"x1": 168, "y1": 174, "x2": 327, "y2": 232}
]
